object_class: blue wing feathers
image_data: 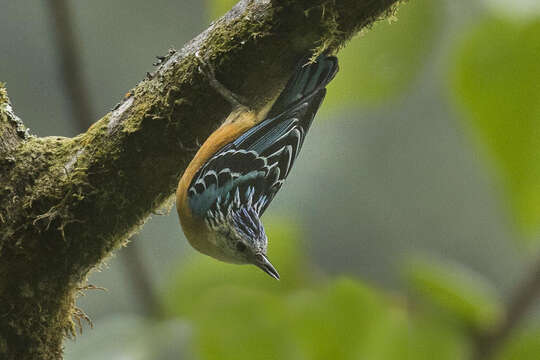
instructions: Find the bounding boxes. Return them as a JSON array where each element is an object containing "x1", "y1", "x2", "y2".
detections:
[{"x1": 188, "y1": 54, "x2": 338, "y2": 218}]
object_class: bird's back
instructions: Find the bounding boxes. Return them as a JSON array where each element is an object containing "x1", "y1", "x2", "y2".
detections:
[{"x1": 185, "y1": 54, "x2": 339, "y2": 220}]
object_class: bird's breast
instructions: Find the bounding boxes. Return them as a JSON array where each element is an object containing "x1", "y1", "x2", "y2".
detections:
[{"x1": 176, "y1": 109, "x2": 264, "y2": 257}]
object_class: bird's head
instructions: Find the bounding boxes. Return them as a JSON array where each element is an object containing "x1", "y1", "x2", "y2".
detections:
[{"x1": 204, "y1": 205, "x2": 280, "y2": 280}]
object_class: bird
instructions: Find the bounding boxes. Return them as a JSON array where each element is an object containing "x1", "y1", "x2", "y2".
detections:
[{"x1": 176, "y1": 53, "x2": 338, "y2": 279}]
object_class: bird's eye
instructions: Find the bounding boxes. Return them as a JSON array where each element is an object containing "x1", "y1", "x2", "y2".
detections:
[{"x1": 236, "y1": 242, "x2": 247, "y2": 252}]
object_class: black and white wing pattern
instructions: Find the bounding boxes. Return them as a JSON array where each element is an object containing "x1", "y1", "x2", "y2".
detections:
[{"x1": 188, "y1": 55, "x2": 339, "y2": 220}]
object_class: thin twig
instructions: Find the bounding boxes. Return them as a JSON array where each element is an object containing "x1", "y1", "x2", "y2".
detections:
[
  {"x1": 473, "y1": 255, "x2": 540, "y2": 359},
  {"x1": 121, "y1": 241, "x2": 163, "y2": 317},
  {"x1": 47, "y1": 0, "x2": 94, "y2": 130}
]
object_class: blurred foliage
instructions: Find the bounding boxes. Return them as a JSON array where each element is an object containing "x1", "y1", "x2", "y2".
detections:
[
  {"x1": 452, "y1": 16, "x2": 540, "y2": 238},
  {"x1": 206, "y1": 0, "x2": 236, "y2": 20},
  {"x1": 496, "y1": 327, "x2": 540, "y2": 360},
  {"x1": 407, "y1": 257, "x2": 503, "y2": 331},
  {"x1": 483, "y1": 0, "x2": 540, "y2": 20},
  {"x1": 163, "y1": 220, "x2": 468, "y2": 360},
  {"x1": 64, "y1": 315, "x2": 193, "y2": 360}
]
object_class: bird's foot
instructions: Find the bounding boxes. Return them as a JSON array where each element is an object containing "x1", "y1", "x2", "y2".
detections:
[{"x1": 196, "y1": 51, "x2": 251, "y2": 112}]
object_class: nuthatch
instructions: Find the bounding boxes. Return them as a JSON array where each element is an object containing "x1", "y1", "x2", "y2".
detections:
[{"x1": 176, "y1": 54, "x2": 338, "y2": 279}]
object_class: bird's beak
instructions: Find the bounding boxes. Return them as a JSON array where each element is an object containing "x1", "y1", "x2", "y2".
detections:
[{"x1": 254, "y1": 253, "x2": 280, "y2": 280}]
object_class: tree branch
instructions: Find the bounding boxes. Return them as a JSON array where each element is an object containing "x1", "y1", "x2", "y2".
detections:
[
  {"x1": 473, "y1": 255, "x2": 540, "y2": 360},
  {"x1": 47, "y1": 0, "x2": 95, "y2": 130},
  {"x1": 0, "y1": 1, "x2": 400, "y2": 359}
]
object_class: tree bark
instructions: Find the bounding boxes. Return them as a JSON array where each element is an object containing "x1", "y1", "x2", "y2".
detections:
[{"x1": 0, "y1": 1, "x2": 400, "y2": 358}]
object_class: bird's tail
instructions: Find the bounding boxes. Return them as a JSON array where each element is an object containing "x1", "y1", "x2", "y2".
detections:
[{"x1": 267, "y1": 54, "x2": 339, "y2": 118}]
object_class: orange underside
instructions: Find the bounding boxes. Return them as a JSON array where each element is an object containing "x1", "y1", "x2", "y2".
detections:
[{"x1": 175, "y1": 102, "x2": 275, "y2": 256}]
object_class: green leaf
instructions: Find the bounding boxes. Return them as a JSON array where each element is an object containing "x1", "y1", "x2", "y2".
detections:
[
  {"x1": 163, "y1": 216, "x2": 472, "y2": 360},
  {"x1": 496, "y1": 326, "x2": 540, "y2": 360},
  {"x1": 406, "y1": 257, "x2": 503, "y2": 331},
  {"x1": 451, "y1": 17, "x2": 540, "y2": 236},
  {"x1": 165, "y1": 258, "x2": 469, "y2": 360},
  {"x1": 287, "y1": 278, "x2": 465, "y2": 360},
  {"x1": 194, "y1": 278, "x2": 466, "y2": 360},
  {"x1": 193, "y1": 287, "x2": 292, "y2": 360},
  {"x1": 286, "y1": 278, "x2": 386, "y2": 360},
  {"x1": 353, "y1": 308, "x2": 468, "y2": 360},
  {"x1": 405, "y1": 314, "x2": 468, "y2": 360},
  {"x1": 325, "y1": 0, "x2": 438, "y2": 108}
]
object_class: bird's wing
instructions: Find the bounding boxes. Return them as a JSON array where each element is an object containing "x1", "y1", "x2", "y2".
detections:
[{"x1": 188, "y1": 55, "x2": 338, "y2": 218}]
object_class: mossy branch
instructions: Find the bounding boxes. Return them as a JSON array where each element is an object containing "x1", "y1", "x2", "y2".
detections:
[{"x1": 0, "y1": 1, "x2": 400, "y2": 359}]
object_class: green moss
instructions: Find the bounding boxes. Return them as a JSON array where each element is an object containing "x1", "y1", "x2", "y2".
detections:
[
  {"x1": 312, "y1": 0, "x2": 406, "y2": 57},
  {"x1": 0, "y1": 82, "x2": 8, "y2": 105},
  {"x1": 310, "y1": 4, "x2": 345, "y2": 58}
]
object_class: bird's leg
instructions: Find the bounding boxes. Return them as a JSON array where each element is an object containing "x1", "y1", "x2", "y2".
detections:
[{"x1": 196, "y1": 51, "x2": 251, "y2": 113}]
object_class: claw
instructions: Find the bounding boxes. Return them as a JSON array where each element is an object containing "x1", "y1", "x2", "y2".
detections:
[{"x1": 195, "y1": 52, "x2": 250, "y2": 111}]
